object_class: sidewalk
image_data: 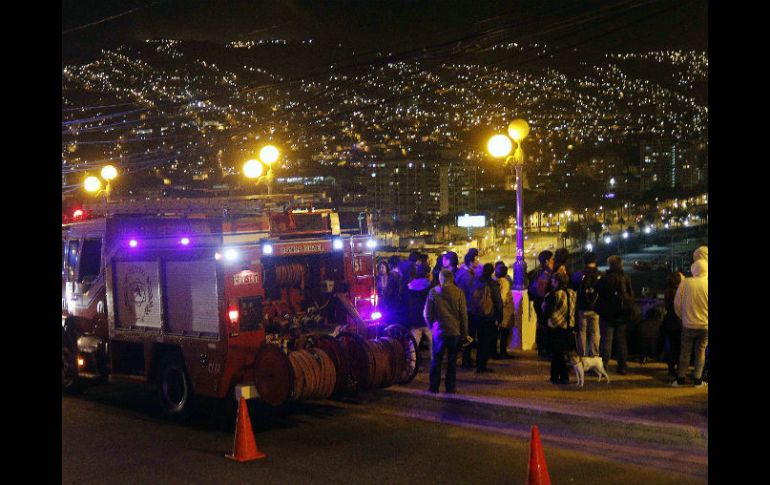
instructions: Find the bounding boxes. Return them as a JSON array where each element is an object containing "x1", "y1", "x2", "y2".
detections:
[{"x1": 369, "y1": 350, "x2": 708, "y2": 453}]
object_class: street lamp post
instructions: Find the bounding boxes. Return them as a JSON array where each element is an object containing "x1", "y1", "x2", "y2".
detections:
[
  {"x1": 84, "y1": 164, "x2": 118, "y2": 213},
  {"x1": 487, "y1": 119, "x2": 529, "y2": 290},
  {"x1": 487, "y1": 119, "x2": 535, "y2": 352},
  {"x1": 244, "y1": 144, "x2": 280, "y2": 195}
]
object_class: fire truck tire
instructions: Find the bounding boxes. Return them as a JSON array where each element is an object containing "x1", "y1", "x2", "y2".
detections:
[
  {"x1": 315, "y1": 335, "x2": 349, "y2": 397},
  {"x1": 156, "y1": 355, "x2": 195, "y2": 420},
  {"x1": 61, "y1": 346, "x2": 81, "y2": 394},
  {"x1": 253, "y1": 345, "x2": 293, "y2": 407},
  {"x1": 336, "y1": 332, "x2": 372, "y2": 393},
  {"x1": 383, "y1": 324, "x2": 420, "y2": 384}
]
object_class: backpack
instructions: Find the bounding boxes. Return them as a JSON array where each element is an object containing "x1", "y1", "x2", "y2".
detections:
[
  {"x1": 470, "y1": 283, "x2": 494, "y2": 317},
  {"x1": 527, "y1": 269, "x2": 550, "y2": 301},
  {"x1": 577, "y1": 271, "x2": 601, "y2": 311}
]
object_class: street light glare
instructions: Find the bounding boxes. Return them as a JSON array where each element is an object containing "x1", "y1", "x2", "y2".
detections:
[
  {"x1": 84, "y1": 176, "x2": 101, "y2": 192},
  {"x1": 243, "y1": 159, "x2": 264, "y2": 178},
  {"x1": 259, "y1": 145, "x2": 280, "y2": 165},
  {"x1": 507, "y1": 119, "x2": 530, "y2": 141},
  {"x1": 101, "y1": 165, "x2": 118, "y2": 181},
  {"x1": 487, "y1": 134, "x2": 513, "y2": 158}
]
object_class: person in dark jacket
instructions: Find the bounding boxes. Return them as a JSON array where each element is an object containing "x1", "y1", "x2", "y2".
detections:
[
  {"x1": 456, "y1": 248, "x2": 480, "y2": 367},
  {"x1": 542, "y1": 271, "x2": 577, "y2": 384},
  {"x1": 569, "y1": 252, "x2": 602, "y2": 357},
  {"x1": 384, "y1": 255, "x2": 405, "y2": 324},
  {"x1": 528, "y1": 250, "x2": 554, "y2": 358},
  {"x1": 406, "y1": 262, "x2": 433, "y2": 358},
  {"x1": 596, "y1": 255, "x2": 635, "y2": 375},
  {"x1": 424, "y1": 269, "x2": 469, "y2": 393},
  {"x1": 469, "y1": 263, "x2": 504, "y2": 373},
  {"x1": 660, "y1": 272, "x2": 684, "y2": 378}
]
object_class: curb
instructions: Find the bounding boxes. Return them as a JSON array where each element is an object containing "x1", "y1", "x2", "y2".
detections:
[{"x1": 375, "y1": 387, "x2": 708, "y2": 451}]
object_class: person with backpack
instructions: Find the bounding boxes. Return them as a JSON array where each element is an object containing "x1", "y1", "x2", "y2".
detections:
[
  {"x1": 494, "y1": 261, "x2": 515, "y2": 358},
  {"x1": 569, "y1": 252, "x2": 602, "y2": 357},
  {"x1": 528, "y1": 250, "x2": 554, "y2": 359},
  {"x1": 595, "y1": 255, "x2": 636, "y2": 375},
  {"x1": 469, "y1": 263, "x2": 504, "y2": 373},
  {"x1": 542, "y1": 271, "x2": 577, "y2": 384}
]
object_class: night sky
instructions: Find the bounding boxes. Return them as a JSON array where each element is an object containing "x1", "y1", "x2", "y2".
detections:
[{"x1": 63, "y1": 0, "x2": 708, "y2": 64}]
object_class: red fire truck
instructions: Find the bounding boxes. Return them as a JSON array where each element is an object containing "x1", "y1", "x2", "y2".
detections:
[{"x1": 62, "y1": 198, "x2": 416, "y2": 419}]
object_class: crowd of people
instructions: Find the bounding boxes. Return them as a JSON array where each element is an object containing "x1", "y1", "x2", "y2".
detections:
[{"x1": 376, "y1": 245, "x2": 708, "y2": 393}]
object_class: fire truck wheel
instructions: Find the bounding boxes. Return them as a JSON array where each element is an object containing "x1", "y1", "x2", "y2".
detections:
[
  {"x1": 61, "y1": 346, "x2": 81, "y2": 394},
  {"x1": 383, "y1": 325, "x2": 420, "y2": 384},
  {"x1": 156, "y1": 355, "x2": 195, "y2": 420}
]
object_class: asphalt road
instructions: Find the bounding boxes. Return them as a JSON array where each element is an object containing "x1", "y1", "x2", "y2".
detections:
[{"x1": 62, "y1": 382, "x2": 707, "y2": 485}]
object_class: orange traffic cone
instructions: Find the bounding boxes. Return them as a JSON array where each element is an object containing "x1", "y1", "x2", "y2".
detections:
[
  {"x1": 226, "y1": 397, "x2": 267, "y2": 462},
  {"x1": 527, "y1": 425, "x2": 551, "y2": 485}
]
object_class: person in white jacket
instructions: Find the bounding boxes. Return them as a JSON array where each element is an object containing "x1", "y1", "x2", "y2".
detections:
[{"x1": 672, "y1": 258, "x2": 708, "y2": 387}]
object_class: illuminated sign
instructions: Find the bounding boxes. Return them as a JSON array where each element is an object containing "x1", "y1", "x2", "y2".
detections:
[
  {"x1": 274, "y1": 240, "x2": 332, "y2": 256},
  {"x1": 457, "y1": 215, "x2": 486, "y2": 228},
  {"x1": 233, "y1": 270, "x2": 261, "y2": 286}
]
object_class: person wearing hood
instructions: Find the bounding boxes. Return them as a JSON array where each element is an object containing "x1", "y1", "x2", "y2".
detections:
[
  {"x1": 407, "y1": 262, "x2": 433, "y2": 358},
  {"x1": 693, "y1": 246, "x2": 708, "y2": 264},
  {"x1": 672, "y1": 258, "x2": 708, "y2": 387}
]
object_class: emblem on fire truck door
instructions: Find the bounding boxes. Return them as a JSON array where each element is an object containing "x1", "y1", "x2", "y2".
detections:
[{"x1": 122, "y1": 266, "x2": 156, "y2": 323}]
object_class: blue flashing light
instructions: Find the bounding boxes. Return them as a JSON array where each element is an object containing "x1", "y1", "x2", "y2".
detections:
[
  {"x1": 333, "y1": 238, "x2": 344, "y2": 250},
  {"x1": 262, "y1": 243, "x2": 274, "y2": 255}
]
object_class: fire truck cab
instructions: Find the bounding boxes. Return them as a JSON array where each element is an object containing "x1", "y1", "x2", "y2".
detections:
[{"x1": 62, "y1": 203, "x2": 379, "y2": 419}]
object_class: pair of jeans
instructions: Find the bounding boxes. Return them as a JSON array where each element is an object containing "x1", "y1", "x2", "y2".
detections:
[
  {"x1": 475, "y1": 317, "x2": 497, "y2": 370},
  {"x1": 411, "y1": 326, "x2": 433, "y2": 358},
  {"x1": 678, "y1": 327, "x2": 708, "y2": 380},
  {"x1": 429, "y1": 335, "x2": 460, "y2": 392},
  {"x1": 600, "y1": 321, "x2": 628, "y2": 372},
  {"x1": 577, "y1": 310, "x2": 601, "y2": 357}
]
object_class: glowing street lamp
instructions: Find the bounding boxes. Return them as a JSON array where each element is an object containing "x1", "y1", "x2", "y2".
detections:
[
  {"x1": 487, "y1": 118, "x2": 529, "y2": 290},
  {"x1": 84, "y1": 164, "x2": 118, "y2": 204},
  {"x1": 244, "y1": 144, "x2": 280, "y2": 194}
]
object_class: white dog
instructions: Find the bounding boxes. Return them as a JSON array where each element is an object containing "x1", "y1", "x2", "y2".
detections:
[{"x1": 566, "y1": 351, "x2": 610, "y2": 387}]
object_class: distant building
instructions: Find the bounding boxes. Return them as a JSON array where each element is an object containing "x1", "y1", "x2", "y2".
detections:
[
  {"x1": 366, "y1": 152, "x2": 478, "y2": 228},
  {"x1": 640, "y1": 139, "x2": 706, "y2": 192}
]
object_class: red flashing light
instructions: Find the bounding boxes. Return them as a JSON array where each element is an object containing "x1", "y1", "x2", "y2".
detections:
[
  {"x1": 72, "y1": 209, "x2": 84, "y2": 219},
  {"x1": 228, "y1": 310, "x2": 239, "y2": 323}
]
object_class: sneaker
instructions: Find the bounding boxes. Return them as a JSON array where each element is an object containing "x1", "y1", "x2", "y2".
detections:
[
  {"x1": 671, "y1": 378, "x2": 686, "y2": 387},
  {"x1": 693, "y1": 379, "x2": 707, "y2": 388}
]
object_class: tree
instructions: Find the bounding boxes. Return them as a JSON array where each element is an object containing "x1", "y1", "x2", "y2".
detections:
[
  {"x1": 588, "y1": 221, "x2": 603, "y2": 244},
  {"x1": 565, "y1": 221, "x2": 586, "y2": 246}
]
